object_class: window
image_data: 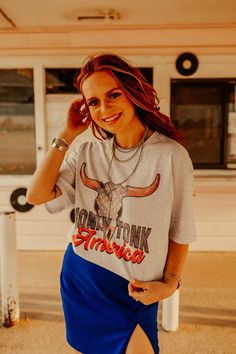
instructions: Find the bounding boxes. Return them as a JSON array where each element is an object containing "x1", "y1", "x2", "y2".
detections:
[
  {"x1": 0, "y1": 69, "x2": 36, "y2": 174},
  {"x1": 171, "y1": 79, "x2": 230, "y2": 169}
]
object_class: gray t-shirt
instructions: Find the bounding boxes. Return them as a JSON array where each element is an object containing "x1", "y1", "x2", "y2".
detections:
[{"x1": 45, "y1": 131, "x2": 197, "y2": 281}]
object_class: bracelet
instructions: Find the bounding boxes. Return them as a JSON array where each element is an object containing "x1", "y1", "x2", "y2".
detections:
[
  {"x1": 51, "y1": 138, "x2": 70, "y2": 152},
  {"x1": 163, "y1": 272, "x2": 181, "y2": 289}
]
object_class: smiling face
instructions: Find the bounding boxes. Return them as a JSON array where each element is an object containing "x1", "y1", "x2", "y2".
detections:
[{"x1": 81, "y1": 70, "x2": 143, "y2": 139}]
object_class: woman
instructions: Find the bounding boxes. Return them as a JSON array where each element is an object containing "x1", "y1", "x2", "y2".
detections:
[{"x1": 26, "y1": 53, "x2": 197, "y2": 354}]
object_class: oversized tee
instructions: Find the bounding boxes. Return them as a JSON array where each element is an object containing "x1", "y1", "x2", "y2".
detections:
[{"x1": 45, "y1": 131, "x2": 197, "y2": 282}]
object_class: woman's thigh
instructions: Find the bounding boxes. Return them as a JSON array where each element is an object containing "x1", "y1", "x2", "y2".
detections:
[
  {"x1": 126, "y1": 324, "x2": 155, "y2": 354},
  {"x1": 70, "y1": 326, "x2": 155, "y2": 354}
]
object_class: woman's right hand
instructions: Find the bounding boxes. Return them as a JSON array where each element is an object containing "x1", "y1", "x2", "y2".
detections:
[{"x1": 62, "y1": 99, "x2": 91, "y2": 141}]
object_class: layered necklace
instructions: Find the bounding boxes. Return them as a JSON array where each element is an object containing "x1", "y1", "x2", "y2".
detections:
[{"x1": 108, "y1": 124, "x2": 149, "y2": 185}]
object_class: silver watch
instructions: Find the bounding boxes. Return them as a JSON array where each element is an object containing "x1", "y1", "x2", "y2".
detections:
[{"x1": 51, "y1": 138, "x2": 70, "y2": 152}]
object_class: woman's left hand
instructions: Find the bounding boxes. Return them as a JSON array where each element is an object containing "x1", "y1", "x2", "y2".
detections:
[{"x1": 128, "y1": 279, "x2": 177, "y2": 305}]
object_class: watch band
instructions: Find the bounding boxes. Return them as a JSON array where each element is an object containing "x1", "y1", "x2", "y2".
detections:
[{"x1": 51, "y1": 138, "x2": 70, "y2": 152}]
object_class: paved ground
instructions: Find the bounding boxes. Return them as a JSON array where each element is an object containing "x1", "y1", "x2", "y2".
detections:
[{"x1": 0, "y1": 250, "x2": 236, "y2": 354}]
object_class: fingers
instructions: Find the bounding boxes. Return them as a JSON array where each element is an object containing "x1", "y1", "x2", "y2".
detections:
[
  {"x1": 128, "y1": 281, "x2": 148, "y2": 302},
  {"x1": 71, "y1": 99, "x2": 84, "y2": 110},
  {"x1": 131, "y1": 290, "x2": 147, "y2": 302},
  {"x1": 68, "y1": 99, "x2": 91, "y2": 126},
  {"x1": 69, "y1": 100, "x2": 84, "y2": 115},
  {"x1": 130, "y1": 279, "x2": 150, "y2": 291},
  {"x1": 70, "y1": 100, "x2": 85, "y2": 117},
  {"x1": 128, "y1": 282, "x2": 133, "y2": 296},
  {"x1": 128, "y1": 279, "x2": 169, "y2": 304}
]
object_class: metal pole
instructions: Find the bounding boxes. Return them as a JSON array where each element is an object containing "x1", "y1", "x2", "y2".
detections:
[
  {"x1": 161, "y1": 289, "x2": 179, "y2": 331},
  {"x1": 0, "y1": 211, "x2": 20, "y2": 327}
]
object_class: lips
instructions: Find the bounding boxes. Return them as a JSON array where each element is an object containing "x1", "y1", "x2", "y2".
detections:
[{"x1": 102, "y1": 112, "x2": 121, "y2": 123}]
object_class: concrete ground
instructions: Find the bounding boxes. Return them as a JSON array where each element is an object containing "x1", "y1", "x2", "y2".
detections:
[{"x1": 0, "y1": 250, "x2": 236, "y2": 354}]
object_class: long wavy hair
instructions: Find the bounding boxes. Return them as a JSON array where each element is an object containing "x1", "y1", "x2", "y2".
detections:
[{"x1": 74, "y1": 53, "x2": 184, "y2": 145}]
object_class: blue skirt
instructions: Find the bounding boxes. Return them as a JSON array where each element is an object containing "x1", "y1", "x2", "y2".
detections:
[{"x1": 60, "y1": 243, "x2": 159, "y2": 354}]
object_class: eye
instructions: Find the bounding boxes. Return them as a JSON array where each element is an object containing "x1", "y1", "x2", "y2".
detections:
[
  {"x1": 87, "y1": 99, "x2": 98, "y2": 107},
  {"x1": 109, "y1": 92, "x2": 121, "y2": 99}
]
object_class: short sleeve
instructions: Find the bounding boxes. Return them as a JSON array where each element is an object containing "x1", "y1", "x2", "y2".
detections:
[
  {"x1": 169, "y1": 145, "x2": 197, "y2": 244},
  {"x1": 44, "y1": 150, "x2": 78, "y2": 214}
]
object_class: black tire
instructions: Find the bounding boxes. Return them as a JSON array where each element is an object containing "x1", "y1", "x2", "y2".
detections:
[
  {"x1": 176, "y1": 52, "x2": 199, "y2": 76},
  {"x1": 10, "y1": 188, "x2": 34, "y2": 212}
]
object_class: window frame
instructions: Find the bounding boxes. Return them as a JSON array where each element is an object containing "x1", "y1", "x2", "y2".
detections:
[{"x1": 170, "y1": 78, "x2": 234, "y2": 169}]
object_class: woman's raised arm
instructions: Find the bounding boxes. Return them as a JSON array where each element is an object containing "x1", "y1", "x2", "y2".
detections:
[{"x1": 26, "y1": 100, "x2": 91, "y2": 205}]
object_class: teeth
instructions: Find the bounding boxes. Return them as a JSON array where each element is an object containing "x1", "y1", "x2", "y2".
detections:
[{"x1": 103, "y1": 113, "x2": 120, "y2": 122}]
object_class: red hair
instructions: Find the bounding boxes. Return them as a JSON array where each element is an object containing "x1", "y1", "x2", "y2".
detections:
[{"x1": 74, "y1": 53, "x2": 185, "y2": 145}]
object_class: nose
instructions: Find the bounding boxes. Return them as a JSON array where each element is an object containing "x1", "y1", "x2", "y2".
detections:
[{"x1": 100, "y1": 99, "x2": 111, "y2": 114}]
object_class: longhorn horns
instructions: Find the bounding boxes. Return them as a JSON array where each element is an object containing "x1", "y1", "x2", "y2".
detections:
[
  {"x1": 80, "y1": 162, "x2": 160, "y2": 197},
  {"x1": 80, "y1": 163, "x2": 101, "y2": 190},
  {"x1": 126, "y1": 173, "x2": 160, "y2": 197}
]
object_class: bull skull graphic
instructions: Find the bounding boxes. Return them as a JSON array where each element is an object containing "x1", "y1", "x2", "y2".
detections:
[{"x1": 80, "y1": 162, "x2": 160, "y2": 240}]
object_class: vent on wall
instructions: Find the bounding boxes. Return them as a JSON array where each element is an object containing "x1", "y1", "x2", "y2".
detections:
[{"x1": 75, "y1": 9, "x2": 120, "y2": 22}]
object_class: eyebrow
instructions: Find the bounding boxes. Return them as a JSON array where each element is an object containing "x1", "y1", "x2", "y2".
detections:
[{"x1": 87, "y1": 87, "x2": 121, "y2": 102}]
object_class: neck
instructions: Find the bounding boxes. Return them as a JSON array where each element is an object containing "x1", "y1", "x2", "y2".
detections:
[{"x1": 114, "y1": 124, "x2": 147, "y2": 149}]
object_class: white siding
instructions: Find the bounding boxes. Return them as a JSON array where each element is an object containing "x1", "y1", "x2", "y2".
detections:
[{"x1": 191, "y1": 178, "x2": 236, "y2": 251}]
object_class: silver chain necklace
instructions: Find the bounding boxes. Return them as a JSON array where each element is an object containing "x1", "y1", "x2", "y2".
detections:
[{"x1": 108, "y1": 125, "x2": 148, "y2": 185}]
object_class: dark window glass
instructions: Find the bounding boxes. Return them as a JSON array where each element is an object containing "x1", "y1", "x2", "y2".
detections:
[
  {"x1": 46, "y1": 69, "x2": 79, "y2": 94},
  {"x1": 228, "y1": 83, "x2": 236, "y2": 113},
  {"x1": 171, "y1": 80, "x2": 227, "y2": 168},
  {"x1": 0, "y1": 69, "x2": 36, "y2": 174},
  {"x1": 228, "y1": 83, "x2": 236, "y2": 163},
  {"x1": 139, "y1": 68, "x2": 153, "y2": 85},
  {"x1": 45, "y1": 67, "x2": 153, "y2": 94}
]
